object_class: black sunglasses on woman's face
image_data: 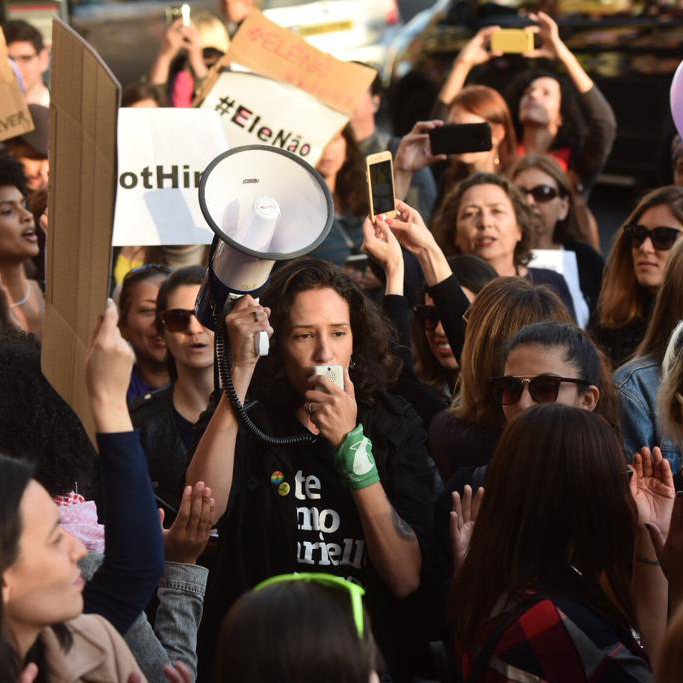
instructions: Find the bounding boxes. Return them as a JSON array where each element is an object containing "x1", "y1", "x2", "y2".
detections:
[{"x1": 624, "y1": 224, "x2": 682, "y2": 251}]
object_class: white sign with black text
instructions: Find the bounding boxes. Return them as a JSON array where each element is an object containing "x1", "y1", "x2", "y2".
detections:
[
  {"x1": 200, "y1": 70, "x2": 347, "y2": 166},
  {"x1": 112, "y1": 108, "x2": 229, "y2": 246}
]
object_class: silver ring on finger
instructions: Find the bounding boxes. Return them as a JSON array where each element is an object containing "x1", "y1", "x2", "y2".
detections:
[{"x1": 305, "y1": 401, "x2": 313, "y2": 415}]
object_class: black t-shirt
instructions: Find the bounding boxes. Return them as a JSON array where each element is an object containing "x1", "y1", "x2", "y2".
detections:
[
  {"x1": 172, "y1": 406, "x2": 195, "y2": 451},
  {"x1": 292, "y1": 438, "x2": 367, "y2": 579}
]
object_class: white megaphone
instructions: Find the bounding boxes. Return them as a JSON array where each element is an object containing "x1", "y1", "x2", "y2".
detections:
[{"x1": 196, "y1": 145, "x2": 334, "y2": 356}]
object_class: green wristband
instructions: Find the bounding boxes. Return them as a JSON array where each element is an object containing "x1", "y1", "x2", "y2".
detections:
[{"x1": 334, "y1": 424, "x2": 380, "y2": 490}]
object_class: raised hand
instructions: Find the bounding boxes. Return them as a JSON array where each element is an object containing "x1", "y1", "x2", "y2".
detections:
[
  {"x1": 394, "y1": 121, "x2": 448, "y2": 174},
  {"x1": 85, "y1": 299, "x2": 136, "y2": 432},
  {"x1": 304, "y1": 367, "x2": 358, "y2": 449},
  {"x1": 17, "y1": 664, "x2": 38, "y2": 683},
  {"x1": 361, "y1": 216, "x2": 404, "y2": 295},
  {"x1": 225, "y1": 295, "x2": 273, "y2": 371},
  {"x1": 450, "y1": 485, "x2": 484, "y2": 572},
  {"x1": 527, "y1": 12, "x2": 564, "y2": 60},
  {"x1": 160, "y1": 481, "x2": 215, "y2": 565},
  {"x1": 385, "y1": 200, "x2": 436, "y2": 255},
  {"x1": 630, "y1": 447, "x2": 676, "y2": 536},
  {"x1": 456, "y1": 26, "x2": 502, "y2": 68}
]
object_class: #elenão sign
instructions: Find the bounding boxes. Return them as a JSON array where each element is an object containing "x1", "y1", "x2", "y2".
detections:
[{"x1": 200, "y1": 71, "x2": 347, "y2": 166}]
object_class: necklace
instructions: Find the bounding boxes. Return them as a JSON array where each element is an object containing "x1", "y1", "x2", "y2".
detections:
[{"x1": 10, "y1": 283, "x2": 30, "y2": 308}]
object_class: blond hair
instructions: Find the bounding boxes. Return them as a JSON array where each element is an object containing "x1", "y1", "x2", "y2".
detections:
[
  {"x1": 657, "y1": 320, "x2": 683, "y2": 446},
  {"x1": 192, "y1": 11, "x2": 230, "y2": 53}
]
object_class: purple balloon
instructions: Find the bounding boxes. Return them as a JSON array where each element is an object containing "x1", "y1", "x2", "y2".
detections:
[{"x1": 671, "y1": 60, "x2": 683, "y2": 139}]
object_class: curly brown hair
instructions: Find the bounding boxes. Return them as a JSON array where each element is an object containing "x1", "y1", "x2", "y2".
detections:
[
  {"x1": 432, "y1": 172, "x2": 536, "y2": 270},
  {"x1": 253, "y1": 259, "x2": 401, "y2": 407}
]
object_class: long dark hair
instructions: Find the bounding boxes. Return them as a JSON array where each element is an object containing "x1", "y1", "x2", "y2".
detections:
[
  {"x1": 507, "y1": 69, "x2": 587, "y2": 170},
  {"x1": 0, "y1": 455, "x2": 72, "y2": 683},
  {"x1": 254, "y1": 259, "x2": 401, "y2": 407},
  {"x1": 502, "y1": 322, "x2": 621, "y2": 435},
  {"x1": 599, "y1": 186, "x2": 683, "y2": 329},
  {"x1": 118, "y1": 263, "x2": 171, "y2": 331},
  {"x1": 451, "y1": 405, "x2": 636, "y2": 651},
  {"x1": 214, "y1": 580, "x2": 379, "y2": 683}
]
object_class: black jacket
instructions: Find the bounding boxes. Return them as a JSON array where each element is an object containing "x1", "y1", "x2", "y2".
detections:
[{"x1": 130, "y1": 385, "x2": 189, "y2": 519}]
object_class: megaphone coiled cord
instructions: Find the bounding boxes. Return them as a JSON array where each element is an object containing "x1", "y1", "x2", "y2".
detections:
[{"x1": 215, "y1": 315, "x2": 317, "y2": 446}]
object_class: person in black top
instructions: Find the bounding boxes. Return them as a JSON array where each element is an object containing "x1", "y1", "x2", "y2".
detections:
[
  {"x1": 131, "y1": 266, "x2": 214, "y2": 519},
  {"x1": 511, "y1": 154, "x2": 604, "y2": 325},
  {"x1": 590, "y1": 186, "x2": 683, "y2": 369},
  {"x1": 187, "y1": 259, "x2": 434, "y2": 681},
  {"x1": 431, "y1": 171, "x2": 577, "y2": 319}
]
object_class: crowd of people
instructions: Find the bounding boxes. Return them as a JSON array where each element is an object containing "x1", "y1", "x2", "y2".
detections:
[{"x1": 5, "y1": 2, "x2": 683, "y2": 681}]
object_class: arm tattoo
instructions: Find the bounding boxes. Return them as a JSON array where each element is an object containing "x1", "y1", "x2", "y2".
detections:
[
  {"x1": 391, "y1": 507, "x2": 417, "y2": 541},
  {"x1": 635, "y1": 554, "x2": 661, "y2": 567}
]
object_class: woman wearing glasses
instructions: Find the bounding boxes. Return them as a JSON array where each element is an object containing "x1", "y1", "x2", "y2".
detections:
[
  {"x1": 614, "y1": 239, "x2": 683, "y2": 474},
  {"x1": 131, "y1": 266, "x2": 214, "y2": 520},
  {"x1": 590, "y1": 186, "x2": 683, "y2": 368},
  {"x1": 511, "y1": 155, "x2": 604, "y2": 326}
]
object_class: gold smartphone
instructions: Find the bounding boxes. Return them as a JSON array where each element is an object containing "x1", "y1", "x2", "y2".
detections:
[
  {"x1": 365, "y1": 151, "x2": 397, "y2": 220},
  {"x1": 490, "y1": 28, "x2": 534, "y2": 54}
]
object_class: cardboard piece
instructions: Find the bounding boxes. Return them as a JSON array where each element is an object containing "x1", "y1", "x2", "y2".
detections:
[
  {"x1": 228, "y1": 9, "x2": 376, "y2": 116},
  {"x1": 0, "y1": 27, "x2": 35, "y2": 142},
  {"x1": 41, "y1": 19, "x2": 120, "y2": 441},
  {"x1": 113, "y1": 108, "x2": 229, "y2": 246},
  {"x1": 201, "y1": 71, "x2": 347, "y2": 167}
]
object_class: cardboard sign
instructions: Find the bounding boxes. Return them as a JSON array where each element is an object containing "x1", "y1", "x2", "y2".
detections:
[
  {"x1": 112, "y1": 108, "x2": 229, "y2": 246},
  {"x1": 0, "y1": 27, "x2": 34, "y2": 142},
  {"x1": 42, "y1": 19, "x2": 120, "y2": 441},
  {"x1": 228, "y1": 9, "x2": 376, "y2": 115},
  {"x1": 201, "y1": 71, "x2": 347, "y2": 167}
]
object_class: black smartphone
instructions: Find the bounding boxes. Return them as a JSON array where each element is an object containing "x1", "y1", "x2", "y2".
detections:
[{"x1": 428, "y1": 123, "x2": 493, "y2": 155}]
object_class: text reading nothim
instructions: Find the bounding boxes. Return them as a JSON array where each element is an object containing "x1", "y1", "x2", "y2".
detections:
[
  {"x1": 214, "y1": 96, "x2": 311, "y2": 157},
  {"x1": 119, "y1": 165, "x2": 201, "y2": 190}
]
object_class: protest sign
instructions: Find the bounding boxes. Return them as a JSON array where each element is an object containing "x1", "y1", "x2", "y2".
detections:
[
  {"x1": 228, "y1": 9, "x2": 375, "y2": 115},
  {"x1": 112, "y1": 108, "x2": 228, "y2": 246},
  {"x1": 0, "y1": 27, "x2": 34, "y2": 142},
  {"x1": 200, "y1": 71, "x2": 347, "y2": 166},
  {"x1": 531, "y1": 249, "x2": 590, "y2": 328},
  {"x1": 42, "y1": 19, "x2": 120, "y2": 441}
]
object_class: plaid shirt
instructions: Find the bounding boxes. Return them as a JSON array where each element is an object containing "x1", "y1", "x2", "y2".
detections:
[{"x1": 461, "y1": 596, "x2": 651, "y2": 682}]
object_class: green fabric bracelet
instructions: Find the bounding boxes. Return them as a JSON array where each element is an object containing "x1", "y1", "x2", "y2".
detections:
[{"x1": 334, "y1": 424, "x2": 380, "y2": 491}]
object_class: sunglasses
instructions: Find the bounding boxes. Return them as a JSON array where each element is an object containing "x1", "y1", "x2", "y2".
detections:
[
  {"x1": 254, "y1": 572, "x2": 366, "y2": 638},
  {"x1": 412, "y1": 304, "x2": 440, "y2": 331},
  {"x1": 624, "y1": 223, "x2": 682, "y2": 251},
  {"x1": 490, "y1": 374, "x2": 591, "y2": 405},
  {"x1": 519, "y1": 184, "x2": 561, "y2": 203},
  {"x1": 158, "y1": 308, "x2": 197, "y2": 333}
]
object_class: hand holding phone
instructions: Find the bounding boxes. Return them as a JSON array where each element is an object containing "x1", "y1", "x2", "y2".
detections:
[{"x1": 366, "y1": 151, "x2": 397, "y2": 221}]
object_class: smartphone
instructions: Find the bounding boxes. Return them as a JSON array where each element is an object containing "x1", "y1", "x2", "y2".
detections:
[
  {"x1": 313, "y1": 365, "x2": 345, "y2": 390},
  {"x1": 490, "y1": 28, "x2": 534, "y2": 54},
  {"x1": 365, "y1": 151, "x2": 397, "y2": 220},
  {"x1": 166, "y1": 3, "x2": 191, "y2": 26},
  {"x1": 428, "y1": 123, "x2": 492, "y2": 156}
]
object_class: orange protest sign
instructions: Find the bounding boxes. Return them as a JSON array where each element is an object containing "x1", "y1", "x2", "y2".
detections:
[
  {"x1": 227, "y1": 9, "x2": 376, "y2": 116},
  {"x1": 0, "y1": 27, "x2": 34, "y2": 142}
]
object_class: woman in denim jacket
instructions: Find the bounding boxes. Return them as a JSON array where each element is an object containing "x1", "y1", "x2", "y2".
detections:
[{"x1": 615, "y1": 239, "x2": 683, "y2": 474}]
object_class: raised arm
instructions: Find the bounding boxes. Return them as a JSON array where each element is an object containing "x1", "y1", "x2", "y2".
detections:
[{"x1": 185, "y1": 295, "x2": 272, "y2": 521}]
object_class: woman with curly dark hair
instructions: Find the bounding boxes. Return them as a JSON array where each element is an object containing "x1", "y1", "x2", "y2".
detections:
[
  {"x1": 187, "y1": 259, "x2": 435, "y2": 680},
  {"x1": 309, "y1": 125, "x2": 370, "y2": 266},
  {"x1": 432, "y1": 172, "x2": 575, "y2": 316}
]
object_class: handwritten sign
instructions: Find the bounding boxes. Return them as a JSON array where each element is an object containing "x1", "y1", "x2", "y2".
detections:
[
  {"x1": 228, "y1": 9, "x2": 375, "y2": 116},
  {"x1": 113, "y1": 108, "x2": 229, "y2": 246},
  {"x1": 201, "y1": 71, "x2": 347, "y2": 166},
  {"x1": 0, "y1": 28, "x2": 34, "y2": 142}
]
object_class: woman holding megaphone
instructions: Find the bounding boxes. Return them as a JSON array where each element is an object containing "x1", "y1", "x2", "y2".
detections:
[{"x1": 186, "y1": 259, "x2": 434, "y2": 680}]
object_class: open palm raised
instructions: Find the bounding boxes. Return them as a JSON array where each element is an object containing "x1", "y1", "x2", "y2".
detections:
[{"x1": 629, "y1": 447, "x2": 675, "y2": 538}]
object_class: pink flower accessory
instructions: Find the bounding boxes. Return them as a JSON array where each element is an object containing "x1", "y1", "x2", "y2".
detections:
[{"x1": 55, "y1": 492, "x2": 105, "y2": 554}]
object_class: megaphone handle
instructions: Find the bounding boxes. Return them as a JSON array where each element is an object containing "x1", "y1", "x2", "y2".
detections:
[{"x1": 255, "y1": 330, "x2": 269, "y2": 357}]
